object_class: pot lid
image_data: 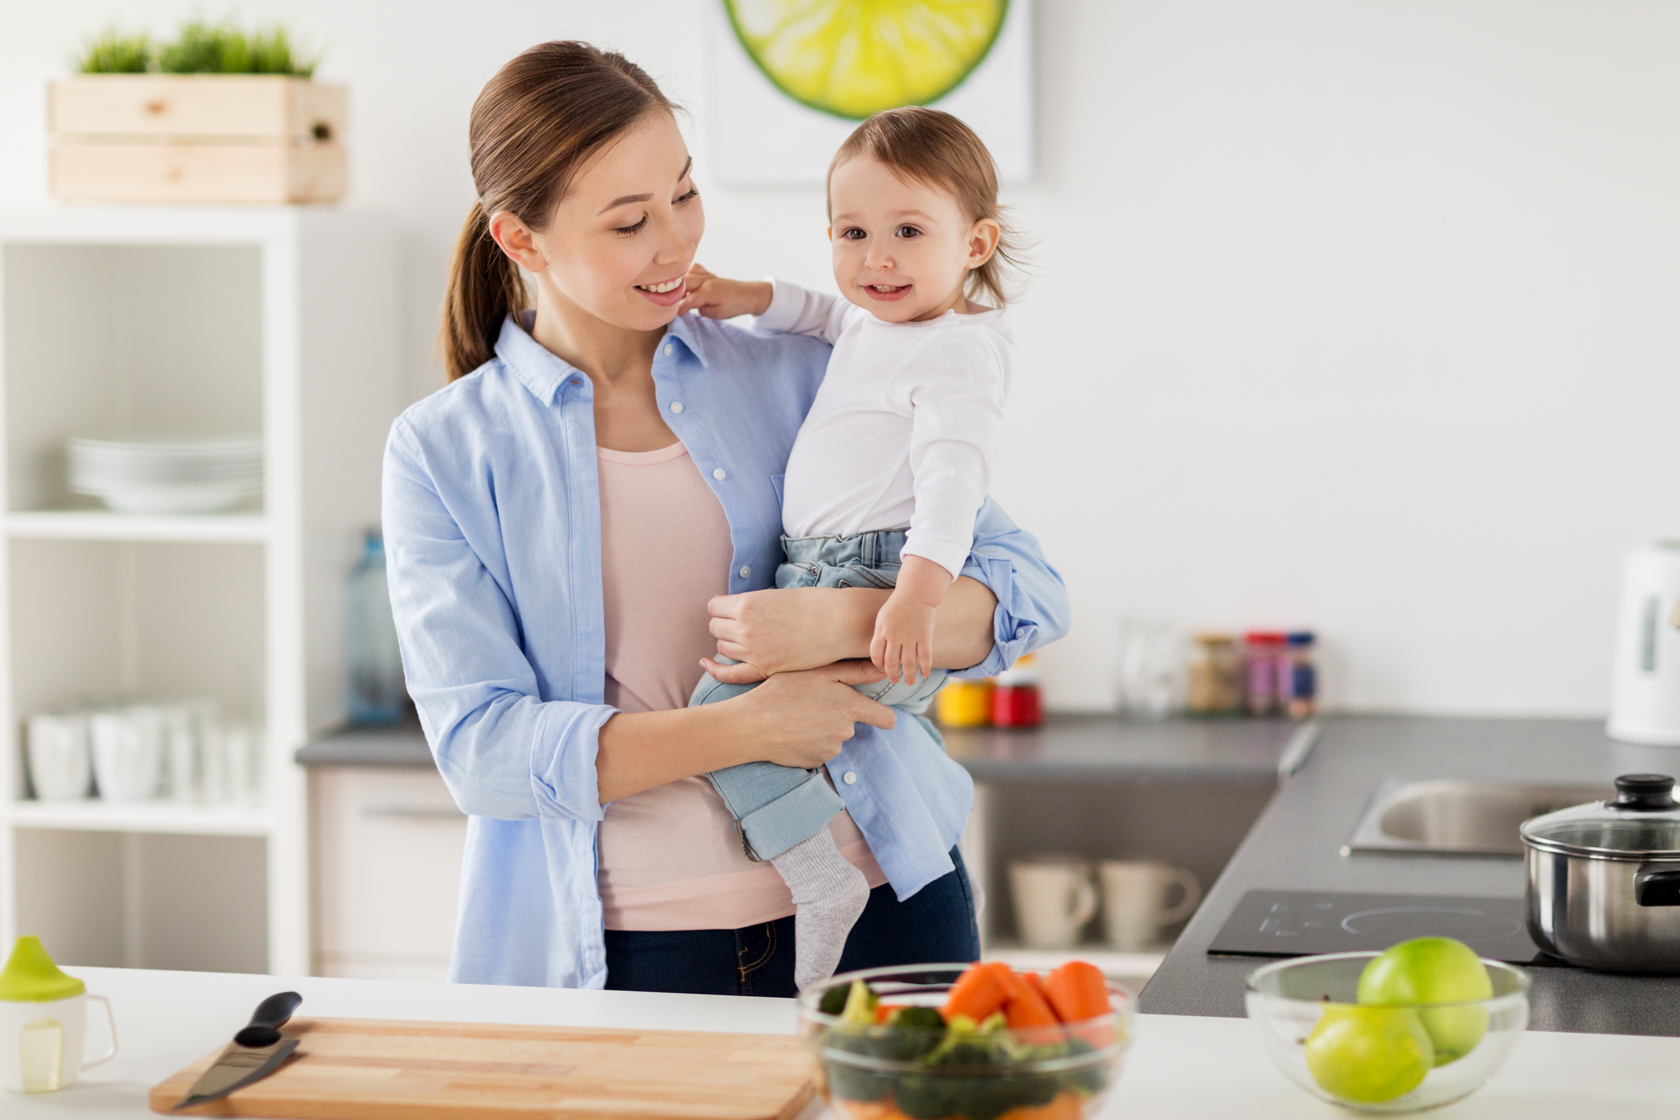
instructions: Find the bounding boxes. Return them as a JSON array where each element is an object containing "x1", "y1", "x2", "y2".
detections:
[{"x1": 1520, "y1": 774, "x2": 1680, "y2": 859}]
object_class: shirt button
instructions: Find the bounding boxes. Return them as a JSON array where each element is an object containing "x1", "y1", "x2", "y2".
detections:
[
  {"x1": 663, "y1": 342, "x2": 674, "y2": 357},
  {"x1": 739, "y1": 565, "x2": 751, "y2": 578},
  {"x1": 712, "y1": 468, "x2": 727, "y2": 481},
  {"x1": 843, "y1": 771, "x2": 858, "y2": 785},
  {"x1": 669, "y1": 401, "x2": 684, "y2": 413}
]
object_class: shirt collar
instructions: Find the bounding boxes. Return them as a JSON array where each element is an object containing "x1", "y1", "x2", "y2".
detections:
[
  {"x1": 495, "y1": 312, "x2": 575, "y2": 405},
  {"x1": 494, "y1": 310, "x2": 714, "y2": 406}
]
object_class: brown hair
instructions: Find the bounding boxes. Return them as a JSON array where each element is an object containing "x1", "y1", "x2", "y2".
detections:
[
  {"x1": 439, "y1": 42, "x2": 674, "y2": 381},
  {"x1": 828, "y1": 107, "x2": 1022, "y2": 308}
]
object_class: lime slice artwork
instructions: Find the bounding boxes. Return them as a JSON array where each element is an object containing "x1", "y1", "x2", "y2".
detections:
[{"x1": 724, "y1": 0, "x2": 1009, "y2": 120}]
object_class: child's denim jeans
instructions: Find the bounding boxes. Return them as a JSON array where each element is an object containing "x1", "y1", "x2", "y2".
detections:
[{"x1": 690, "y1": 530, "x2": 947, "y2": 862}]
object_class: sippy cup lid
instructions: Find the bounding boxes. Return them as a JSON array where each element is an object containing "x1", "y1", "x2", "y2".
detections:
[{"x1": 0, "y1": 936, "x2": 85, "y2": 1002}]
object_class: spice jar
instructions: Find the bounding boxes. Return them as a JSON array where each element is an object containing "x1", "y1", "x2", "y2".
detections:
[
  {"x1": 991, "y1": 654, "x2": 1043, "y2": 728},
  {"x1": 1185, "y1": 633, "x2": 1243, "y2": 715},
  {"x1": 936, "y1": 678, "x2": 994, "y2": 728},
  {"x1": 1281, "y1": 631, "x2": 1318, "y2": 718},
  {"x1": 1244, "y1": 632, "x2": 1287, "y2": 716}
]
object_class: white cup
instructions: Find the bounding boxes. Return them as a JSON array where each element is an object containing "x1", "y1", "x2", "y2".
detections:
[
  {"x1": 0, "y1": 991, "x2": 117, "y2": 1093},
  {"x1": 26, "y1": 714, "x2": 91, "y2": 802},
  {"x1": 89, "y1": 708, "x2": 164, "y2": 803},
  {"x1": 1009, "y1": 856, "x2": 1099, "y2": 949},
  {"x1": 1098, "y1": 860, "x2": 1201, "y2": 951}
]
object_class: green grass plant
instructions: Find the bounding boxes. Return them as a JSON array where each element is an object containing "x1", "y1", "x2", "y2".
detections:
[
  {"x1": 76, "y1": 27, "x2": 152, "y2": 74},
  {"x1": 73, "y1": 19, "x2": 317, "y2": 77}
]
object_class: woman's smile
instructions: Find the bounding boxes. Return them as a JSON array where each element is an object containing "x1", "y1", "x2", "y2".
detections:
[{"x1": 635, "y1": 274, "x2": 689, "y2": 306}]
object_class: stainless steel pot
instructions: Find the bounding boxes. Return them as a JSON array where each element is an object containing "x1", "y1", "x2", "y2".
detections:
[{"x1": 1521, "y1": 773, "x2": 1680, "y2": 972}]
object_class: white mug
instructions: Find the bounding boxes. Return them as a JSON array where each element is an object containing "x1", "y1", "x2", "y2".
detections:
[
  {"x1": 26, "y1": 714, "x2": 91, "y2": 802},
  {"x1": 0, "y1": 991, "x2": 117, "y2": 1093},
  {"x1": 1098, "y1": 860, "x2": 1201, "y2": 951},
  {"x1": 1009, "y1": 856, "x2": 1098, "y2": 949},
  {"x1": 90, "y1": 708, "x2": 164, "y2": 803}
]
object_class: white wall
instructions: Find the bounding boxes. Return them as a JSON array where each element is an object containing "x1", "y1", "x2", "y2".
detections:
[{"x1": 5, "y1": 2, "x2": 1677, "y2": 715}]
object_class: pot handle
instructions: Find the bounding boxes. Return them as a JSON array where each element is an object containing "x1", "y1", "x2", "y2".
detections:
[{"x1": 1633, "y1": 866, "x2": 1680, "y2": 907}]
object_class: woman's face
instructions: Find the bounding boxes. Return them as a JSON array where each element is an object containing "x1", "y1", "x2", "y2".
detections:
[{"x1": 495, "y1": 111, "x2": 704, "y2": 333}]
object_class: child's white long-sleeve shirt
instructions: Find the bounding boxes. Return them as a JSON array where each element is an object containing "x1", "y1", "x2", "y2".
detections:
[{"x1": 755, "y1": 279, "x2": 1012, "y2": 579}]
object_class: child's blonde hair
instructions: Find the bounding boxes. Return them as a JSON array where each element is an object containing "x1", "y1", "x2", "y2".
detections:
[{"x1": 828, "y1": 107, "x2": 1022, "y2": 309}]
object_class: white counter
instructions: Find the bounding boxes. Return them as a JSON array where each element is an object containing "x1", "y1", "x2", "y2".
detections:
[{"x1": 11, "y1": 967, "x2": 1680, "y2": 1118}]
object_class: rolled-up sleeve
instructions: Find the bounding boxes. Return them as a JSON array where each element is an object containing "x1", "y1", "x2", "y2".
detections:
[
  {"x1": 382, "y1": 419, "x2": 611, "y2": 822},
  {"x1": 952, "y1": 497, "x2": 1070, "y2": 678}
]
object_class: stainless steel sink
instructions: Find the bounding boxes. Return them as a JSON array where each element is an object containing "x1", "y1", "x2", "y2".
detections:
[{"x1": 1342, "y1": 778, "x2": 1613, "y2": 857}]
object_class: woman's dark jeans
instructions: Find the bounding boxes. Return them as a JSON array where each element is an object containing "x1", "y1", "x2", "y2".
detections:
[{"x1": 604, "y1": 846, "x2": 980, "y2": 996}]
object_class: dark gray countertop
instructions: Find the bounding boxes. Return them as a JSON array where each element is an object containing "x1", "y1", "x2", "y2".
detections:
[
  {"x1": 1137, "y1": 715, "x2": 1680, "y2": 1036},
  {"x1": 295, "y1": 722, "x2": 432, "y2": 767},
  {"x1": 943, "y1": 713, "x2": 1311, "y2": 783},
  {"x1": 295, "y1": 711, "x2": 1315, "y2": 782}
]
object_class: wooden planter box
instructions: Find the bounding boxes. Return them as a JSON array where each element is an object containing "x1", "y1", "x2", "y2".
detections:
[{"x1": 48, "y1": 75, "x2": 347, "y2": 204}]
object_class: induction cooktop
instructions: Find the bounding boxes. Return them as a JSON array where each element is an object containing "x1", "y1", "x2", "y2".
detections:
[{"x1": 1207, "y1": 889, "x2": 1564, "y2": 966}]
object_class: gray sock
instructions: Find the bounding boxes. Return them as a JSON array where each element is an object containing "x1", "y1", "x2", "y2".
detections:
[{"x1": 772, "y1": 827, "x2": 871, "y2": 990}]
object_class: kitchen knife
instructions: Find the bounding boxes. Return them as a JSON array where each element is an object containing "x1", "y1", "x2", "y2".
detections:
[{"x1": 173, "y1": 991, "x2": 303, "y2": 1110}]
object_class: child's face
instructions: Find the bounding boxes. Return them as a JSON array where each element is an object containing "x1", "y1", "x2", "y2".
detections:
[{"x1": 828, "y1": 155, "x2": 999, "y2": 322}]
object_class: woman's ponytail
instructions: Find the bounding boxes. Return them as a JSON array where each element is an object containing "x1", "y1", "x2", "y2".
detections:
[
  {"x1": 440, "y1": 201, "x2": 528, "y2": 382},
  {"x1": 435, "y1": 42, "x2": 675, "y2": 383}
]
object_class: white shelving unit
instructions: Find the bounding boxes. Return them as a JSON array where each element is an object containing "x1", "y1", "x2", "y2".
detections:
[{"x1": 0, "y1": 205, "x2": 401, "y2": 974}]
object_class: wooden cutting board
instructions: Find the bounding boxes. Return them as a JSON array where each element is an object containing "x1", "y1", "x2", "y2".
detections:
[{"x1": 149, "y1": 1017, "x2": 817, "y2": 1120}]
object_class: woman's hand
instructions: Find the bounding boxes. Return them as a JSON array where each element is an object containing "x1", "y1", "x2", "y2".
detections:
[
  {"x1": 678, "y1": 264, "x2": 773, "y2": 320},
  {"x1": 731, "y1": 661, "x2": 896, "y2": 768},
  {"x1": 702, "y1": 587, "x2": 854, "y2": 683},
  {"x1": 701, "y1": 577, "x2": 999, "y2": 685}
]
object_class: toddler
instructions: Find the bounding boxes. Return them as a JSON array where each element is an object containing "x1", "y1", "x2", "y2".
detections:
[{"x1": 682, "y1": 107, "x2": 1019, "y2": 988}]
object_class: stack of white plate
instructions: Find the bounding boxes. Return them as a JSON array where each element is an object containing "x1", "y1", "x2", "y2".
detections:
[{"x1": 68, "y1": 436, "x2": 263, "y2": 515}]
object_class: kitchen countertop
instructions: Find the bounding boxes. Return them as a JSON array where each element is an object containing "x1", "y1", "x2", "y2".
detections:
[
  {"x1": 19, "y1": 966, "x2": 1680, "y2": 1118},
  {"x1": 297, "y1": 712, "x2": 1317, "y2": 783},
  {"x1": 1138, "y1": 715, "x2": 1680, "y2": 1036}
]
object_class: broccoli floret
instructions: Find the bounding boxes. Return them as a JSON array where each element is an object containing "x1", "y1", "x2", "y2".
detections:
[
  {"x1": 1060, "y1": 1036, "x2": 1114, "y2": 1096},
  {"x1": 819, "y1": 984, "x2": 849, "y2": 1017}
]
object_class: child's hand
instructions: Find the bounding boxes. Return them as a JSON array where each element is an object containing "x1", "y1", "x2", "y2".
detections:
[
  {"x1": 678, "y1": 264, "x2": 773, "y2": 319},
  {"x1": 871, "y1": 588, "x2": 937, "y2": 686}
]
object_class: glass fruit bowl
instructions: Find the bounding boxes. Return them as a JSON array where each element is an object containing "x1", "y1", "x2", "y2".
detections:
[
  {"x1": 797, "y1": 964, "x2": 1132, "y2": 1120},
  {"x1": 1245, "y1": 952, "x2": 1530, "y2": 1113}
]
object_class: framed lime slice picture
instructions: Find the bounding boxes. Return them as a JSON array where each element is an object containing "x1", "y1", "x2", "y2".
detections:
[{"x1": 724, "y1": 0, "x2": 1010, "y2": 120}]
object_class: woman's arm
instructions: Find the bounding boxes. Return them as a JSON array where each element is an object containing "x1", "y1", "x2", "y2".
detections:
[
  {"x1": 596, "y1": 661, "x2": 894, "y2": 802},
  {"x1": 702, "y1": 496, "x2": 1069, "y2": 683},
  {"x1": 385, "y1": 421, "x2": 895, "y2": 816}
]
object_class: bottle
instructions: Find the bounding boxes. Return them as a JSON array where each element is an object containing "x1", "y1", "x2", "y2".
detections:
[
  {"x1": 346, "y1": 531, "x2": 407, "y2": 725},
  {"x1": 991, "y1": 654, "x2": 1043, "y2": 728},
  {"x1": 1185, "y1": 633, "x2": 1243, "y2": 715},
  {"x1": 1244, "y1": 632, "x2": 1287, "y2": 716},
  {"x1": 1282, "y1": 631, "x2": 1318, "y2": 718}
]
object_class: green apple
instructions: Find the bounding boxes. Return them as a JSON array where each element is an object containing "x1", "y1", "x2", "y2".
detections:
[
  {"x1": 1305, "y1": 1005, "x2": 1434, "y2": 1104},
  {"x1": 1357, "y1": 937, "x2": 1494, "y2": 1066}
]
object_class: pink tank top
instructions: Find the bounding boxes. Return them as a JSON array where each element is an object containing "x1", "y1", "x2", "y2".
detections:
[{"x1": 594, "y1": 441, "x2": 886, "y2": 931}]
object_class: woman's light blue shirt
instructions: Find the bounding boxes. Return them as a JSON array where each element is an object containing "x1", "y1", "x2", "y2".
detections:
[{"x1": 381, "y1": 313, "x2": 1069, "y2": 989}]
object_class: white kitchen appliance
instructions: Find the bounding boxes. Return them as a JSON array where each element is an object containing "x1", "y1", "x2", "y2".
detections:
[{"x1": 1607, "y1": 541, "x2": 1680, "y2": 746}]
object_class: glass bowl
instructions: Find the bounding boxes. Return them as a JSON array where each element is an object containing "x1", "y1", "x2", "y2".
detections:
[
  {"x1": 796, "y1": 964, "x2": 1132, "y2": 1120},
  {"x1": 1245, "y1": 952, "x2": 1530, "y2": 1113}
]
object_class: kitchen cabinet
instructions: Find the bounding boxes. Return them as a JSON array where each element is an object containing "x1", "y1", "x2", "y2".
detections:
[
  {"x1": 310, "y1": 766, "x2": 464, "y2": 982},
  {"x1": 0, "y1": 206, "x2": 402, "y2": 975}
]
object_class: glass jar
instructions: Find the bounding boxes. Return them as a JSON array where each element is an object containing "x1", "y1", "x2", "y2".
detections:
[
  {"x1": 1281, "y1": 631, "x2": 1317, "y2": 718},
  {"x1": 1185, "y1": 633, "x2": 1243, "y2": 715},
  {"x1": 1244, "y1": 632, "x2": 1287, "y2": 716},
  {"x1": 935, "y1": 678, "x2": 994, "y2": 727},
  {"x1": 991, "y1": 654, "x2": 1043, "y2": 728}
]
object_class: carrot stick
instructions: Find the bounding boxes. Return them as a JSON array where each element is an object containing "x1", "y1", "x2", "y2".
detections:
[
  {"x1": 1044, "y1": 961, "x2": 1111, "y2": 1022},
  {"x1": 1021, "y1": 970, "x2": 1052, "y2": 1009},
  {"x1": 873, "y1": 1002, "x2": 906, "y2": 1025},
  {"x1": 998, "y1": 967, "x2": 1060, "y2": 1030},
  {"x1": 940, "y1": 961, "x2": 1010, "y2": 1023}
]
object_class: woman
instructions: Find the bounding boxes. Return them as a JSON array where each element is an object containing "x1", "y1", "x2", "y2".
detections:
[{"x1": 382, "y1": 41, "x2": 1068, "y2": 996}]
